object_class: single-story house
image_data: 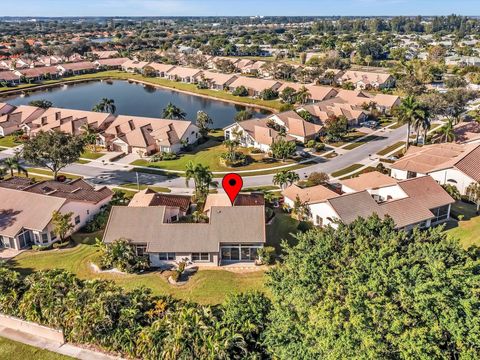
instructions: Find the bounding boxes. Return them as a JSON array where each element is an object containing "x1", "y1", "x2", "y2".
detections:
[
  {"x1": 103, "y1": 204, "x2": 266, "y2": 266},
  {"x1": 0, "y1": 105, "x2": 46, "y2": 136},
  {"x1": 338, "y1": 70, "x2": 395, "y2": 90},
  {"x1": 241, "y1": 61, "x2": 267, "y2": 76},
  {"x1": 390, "y1": 143, "x2": 480, "y2": 195},
  {"x1": 0, "y1": 102, "x2": 16, "y2": 116},
  {"x1": 299, "y1": 103, "x2": 368, "y2": 126},
  {"x1": 199, "y1": 71, "x2": 238, "y2": 90},
  {"x1": 277, "y1": 83, "x2": 338, "y2": 103},
  {"x1": 94, "y1": 57, "x2": 129, "y2": 70},
  {"x1": 57, "y1": 61, "x2": 97, "y2": 76},
  {"x1": 14, "y1": 66, "x2": 60, "y2": 82},
  {"x1": 283, "y1": 172, "x2": 454, "y2": 232},
  {"x1": 145, "y1": 63, "x2": 176, "y2": 78},
  {"x1": 334, "y1": 89, "x2": 401, "y2": 112},
  {"x1": 0, "y1": 178, "x2": 113, "y2": 250},
  {"x1": 102, "y1": 115, "x2": 199, "y2": 155},
  {"x1": 165, "y1": 66, "x2": 203, "y2": 83},
  {"x1": 129, "y1": 189, "x2": 192, "y2": 220},
  {"x1": 121, "y1": 59, "x2": 149, "y2": 73},
  {"x1": 268, "y1": 110, "x2": 323, "y2": 143},
  {"x1": 228, "y1": 76, "x2": 283, "y2": 97},
  {"x1": 0, "y1": 71, "x2": 21, "y2": 86},
  {"x1": 92, "y1": 50, "x2": 120, "y2": 59},
  {"x1": 224, "y1": 118, "x2": 297, "y2": 152}
]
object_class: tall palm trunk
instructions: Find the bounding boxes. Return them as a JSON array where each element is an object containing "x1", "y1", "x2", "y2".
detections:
[{"x1": 405, "y1": 122, "x2": 411, "y2": 150}]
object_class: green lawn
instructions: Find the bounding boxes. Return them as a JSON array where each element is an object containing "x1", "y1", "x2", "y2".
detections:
[
  {"x1": 446, "y1": 201, "x2": 480, "y2": 249},
  {"x1": 343, "y1": 135, "x2": 382, "y2": 150},
  {"x1": 132, "y1": 134, "x2": 298, "y2": 173},
  {"x1": 331, "y1": 163, "x2": 364, "y2": 178},
  {"x1": 9, "y1": 244, "x2": 266, "y2": 305},
  {"x1": 327, "y1": 131, "x2": 367, "y2": 148},
  {"x1": 0, "y1": 337, "x2": 71, "y2": 360},
  {"x1": 377, "y1": 141, "x2": 406, "y2": 156},
  {"x1": 119, "y1": 183, "x2": 171, "y2": 193},
  {"x1": 0, "y1": 136, "x2": 21, "y2": 148},
  {"x1": 266, "y1": 210, "x2": 300, "y2": 254},
  {"x1": 339, "y1": 166, "x2": 376, "y2": 180},
  {"x1": 80, "y1": 151, "x2": 104, "y2": 160}
]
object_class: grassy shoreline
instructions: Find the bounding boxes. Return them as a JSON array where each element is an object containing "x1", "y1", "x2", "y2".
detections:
[{"x1": 0, "y1": 70, "x2": 282, "y2": 112}]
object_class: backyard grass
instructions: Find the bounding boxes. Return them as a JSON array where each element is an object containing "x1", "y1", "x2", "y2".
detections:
[
  {"x1": 266, "y1": 210, "x2": 300, "y2": 253},
  {"x1": 446, "y1": 201, "x2": 480, "y2": 249},
  {"x1": 76, "y1": 159, "x2": 91, "y2": 164},
  {"x1": 377, "y1": 141, "x2": 406, "y2": 156},
  {"x1": 9, "y1": 244, "x2": 266, "y2": 305},
  {"x1": 0, "y1": 337, "x2": 72, "y2": 360},
  {"x1": 331, "y1": 163, "x2": 364, "y2": 178},
  {"x1": 0, "y1": 135, "x2": 21, "y2": 148}
]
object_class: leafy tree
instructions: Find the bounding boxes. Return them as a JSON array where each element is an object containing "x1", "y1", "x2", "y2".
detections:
[
  {"x1": 92, "y1": 98, "x2": 116, "y2": 114},
  {"x1": 306, "y1": 172, "x2": 330, "y2": 187},
  {"x1": 234, "y1": 110, "x2": 253, "y2": 122},
  {"x1": 196, "y1": 111, "x2": 213, "y2": 139},
  {"x1": 185, "y1": 162, "x2": 217, "y2": 202},
  {"x1": 22, "y1": 131, "x2": 85, "y2": 180},
  {"x1": 280, "y1": 86, "x2": 297, "y2": 104},
  {"x1": 51, "y1": 210, "x2": 74, "y2": 242},
  {"x1": 162, "y1": 102, "x2": 186, "y2": 120},
  {"x1": 445, "y1": 75, "x2": 467, "y2": 89},
  {"x1": 438, "y1": 118, "x2": 456, "y2": 143},
  {"x1": 443, "y1": 89, "x2": 477, "y2": 124},
  {"x1": 28, "y1": 99, "x2": 53, "y2": 109},
  {"x1": 295, "y1": 86, "x2": 311, "y2": 104},
  {"x1": 273, "y1": 170, "x2": 299, "y2": 189},
  {"x1": 324, "y1": 114, "x2": 348, "y2": 142},
  {"x1": 297, "y1": 109, "x2": 313, "y2": 123},
  {"x1": 98, "y1": 238, "x2": 149, "y2": 273},
  {"x1": 270, "y1": 138, "x2": 296, "y2": 161},
  {"x1": 265, "y1": 215, "x2": 480, "y2": 359},
  {"x1": 466, "y1": 182, "x2": 480, "y2": 213},
  {"x1": 233, "y1": 86, "x2": 249, "y2": 97},
  {"x1": 260, "y1": 88, "x2": 279, "y2": 101},
  {"x1": 292, "y1": 195, "x2": 311, "y2": 221}
]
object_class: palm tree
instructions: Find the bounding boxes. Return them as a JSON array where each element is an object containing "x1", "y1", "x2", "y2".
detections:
[
  {"x1": 2, "y1": 157, "x2": 28, "y2": 177},
  {"x1": 273, "y1": 170, "x2": 299, "y2": 189},
  {"x1": 296, "y1": 86, "x2": 311, "y2": 105},
  {"x1": 412, "y1": 108, "x2": 431, "y2": 145},
  {"x1": 395, "y1": 95, "x2": 426, "y2": 151},
  {"x1": 223, "y1": 139, "x2": 240, "y2": 161},
  {"x1": 163, "y1": 103, "x2": 186, "y2": 120},
  {"x1": 437, "y1": 118, "x2": 456, "y2": 143},
  {"x1": 466, "y1": 182, "x2": 480, "y2": 214},
  {"x1": 80, "y1": 123, "x2": 99, "y2": 151},
  {"x1": 92, "y1": 98, "x2": 116, "y2": 114},
  {"x1": 185, "y1": 162, "x2": 217, "y2": 202}
]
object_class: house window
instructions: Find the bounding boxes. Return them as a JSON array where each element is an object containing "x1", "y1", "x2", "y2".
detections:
[
  {"x1": 220, "y1": 244, "x2": 262, "y2": 262},
  {"x1": 192, "y1": 253, "x2": 210, "y2": 262},
  {"x1": 50, "y1": 231, "x2": 57, "y2": 240},
  {"x1": 136, "y1": 245, "x2": 147, "y2": 257},
  {"x1": 407, "y1": 171, "x2": 417, "y2": 179},
  {"x1": 316, "y1": 215, "x2": 323, "y2": 227},
  {"x1": 171, "y1": 215, "x2": 178, "y2": 222},
  {"x1": 158, "y1": 253, "x2": 175, "y2": 261},
  {"x1": 41, "y1": 233, "x2": 49, "y2": 244},
  {"x1": 75, "y1": 216, "x2": 80, "y2": 225}
]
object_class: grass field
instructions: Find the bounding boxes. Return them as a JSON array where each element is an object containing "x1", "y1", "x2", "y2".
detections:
[
  {"x1": 9, "y1": 243, "x2": 266, "y2": 305},
  {"x1": 376, "y1": 141, "x2": 406, "y2": 156},
  {"x1": 266, "y1": 211, "x2": 300, "y2": 253},
  {"x1": 80, "y1": 151, "x2": 104, "y2": 160},
  {"x1": 331, "y1": 163, "x2": 364, "y2": 178},
  {"x1": 0, "y1": 135, "x2": 21, "y2": 148},
  {"x1": 0, "y1": 337, "x2": 71, "y2": 360},
  {"x1": 446, "y1": 201, "x2": 480, "y2": 249}
]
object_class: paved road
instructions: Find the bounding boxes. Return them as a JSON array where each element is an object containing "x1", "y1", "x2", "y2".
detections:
[{"x1": 0, "y1": 124, "x2": 407, "y2": 190}]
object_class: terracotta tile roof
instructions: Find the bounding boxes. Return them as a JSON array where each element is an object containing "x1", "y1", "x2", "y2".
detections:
[
  {"x1": 58, "y1": 61, "x2": 96, "y2": 71},
  {"x1": 95, "y1": 58, "x2": 129, "y2": 67},
  {"x1": 24, "y1": 179, "x2": 113, "y2": 204},
  {"x1": 166, "y1": 66, "x2": 203, "y2": 78},
  {"x1": 282, "y1": 184, "x2": 338, "y2": 204},
  {"x1": 129, "y1": 189, "x2": 192, "y2": 212},
  {"x1": 340, "y1": 70, "x2": 393, "y2": 85},
  {"x1": 203, "y1": 193, "x2": 265, "y2": 213},
  {"x1": 17, "y1": 66, "x2": 59, "y2": 78},
  {"x1": 272, "y1": 111, "x2": 322, "y2": 138},
  {"x1": 0, "y1": 71, "x2": 20, "y2": 81},
  {"x1": 92, "y1": 50, "x2": 119, "y2": 59},
  {"x1": 0, "y1": 177, "x2": 36, "y2": 190},
  {"x1": 201, "y1": 71, "x2": 237, "y2": 86},
  {"x1": 229, "y1": 76, "x2": 282, "y2": 92},
  {"x1": 147, "y1": 62, "x2": 176, "y2": 73},
  {"x1": 277, "y1": 83, "x2": 338, "y2": 102},
  {"x1": 340, "y1": 171, "x2": 398, "y2": 192},
  {"x1": 229, "y1": 118, "x2": 296, "y2": 146}
]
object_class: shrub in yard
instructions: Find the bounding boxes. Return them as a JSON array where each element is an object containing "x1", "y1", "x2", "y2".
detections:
[
  {"x1": 233, "y1": 86, "x2": 248, "y2": 97},
  {"x1": 150, "y1": 151, "x2": 178, "y2": 162},
  {"x1": 32, "y1": 244, "x2": 52, "y2": 251},
  {"x1": 98, "y1": 238, "x2": 149, "y2": 273},
  {"x1": 257, "y1": 246, "x2": 276, "y2": 265},
  {"x1": 52, "y1": 241, "x2": 70, "y2": 249},
  {"x1": 297, "y1": 220, "x2": 313, "y2": 232},
  {"x1": 171, "y1": 270, "x2": 181, "y2": 282},
  {"x1": 314, "y1": 142, "x2": 325, "y2": 152},
  {"x1": 83, "y1": 206, "x2": 111, "y2": 233}
]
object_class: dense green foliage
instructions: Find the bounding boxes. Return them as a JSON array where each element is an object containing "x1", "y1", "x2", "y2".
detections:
[
  {"x1": 265, "y1": 215, "x2": 480, "y2": 359},
  {"x1": 98, "y1": 238, "x2": 149, "y2": 273}
]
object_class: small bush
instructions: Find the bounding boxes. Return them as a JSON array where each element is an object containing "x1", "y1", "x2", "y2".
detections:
[
  {"x1": 314, "y1": 142, "x2": 326, "y2": 152},
  {"x1": 171, "y1": 270, "x2": 181, "y2": 282},
  {"x1": 258, "y1": 246, "x2": 276, "y2": 265},
  {"x1": 52, "y1": 241, "x2": 70, "y2": 249},
  {"x1": 32, "y1": 244, "x2": 52, "y2": 251},
  {"x1": 250, "y1": 148, "x2": 263, "y2": 154},
  {"x1": 150, "y1": 151, "x2": 178, "y2": 162},
  {"x1": 99, "y1": 238, "x2": 150, "y2": 273}
]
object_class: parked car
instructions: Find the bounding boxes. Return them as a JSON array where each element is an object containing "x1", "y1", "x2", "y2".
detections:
[
  {"x1": 294, "y1": 150, "x2": 311, "y2": 158},
  {"x1": 362, "y1": 120, "x2": 379, "y2": 129}
]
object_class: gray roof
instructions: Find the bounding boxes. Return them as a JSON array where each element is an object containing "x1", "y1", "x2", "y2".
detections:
[
  {"x1": 103, "y1": 205, "x2": 265, "y2": 253},
  {"x1": 327, "y1": 191, "x2": 386, "y2": 225}
]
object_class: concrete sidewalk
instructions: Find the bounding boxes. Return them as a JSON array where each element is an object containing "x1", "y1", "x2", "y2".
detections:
[{"x1": 0, "y1": 326, "x2": 123, "y2": 360}]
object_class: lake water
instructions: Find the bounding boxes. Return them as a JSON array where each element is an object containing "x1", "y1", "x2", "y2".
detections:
[{"x1": 3, "y1": 80, "x2": 269, "y2": 128}]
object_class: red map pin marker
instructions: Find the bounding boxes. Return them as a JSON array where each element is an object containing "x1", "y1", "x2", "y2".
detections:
[{"x1": 222, "y1": 173, "x2": 243, "y2": 205}]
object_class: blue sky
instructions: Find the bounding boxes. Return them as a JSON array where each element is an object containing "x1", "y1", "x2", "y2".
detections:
[{"x1": 2, "y1": 0, "x2": 479, "y2": 17}]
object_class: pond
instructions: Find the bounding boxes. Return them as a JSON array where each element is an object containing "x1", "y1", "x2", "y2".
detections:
[{"x1": 2, "y1": 80, "x2": 270, "y2": 128}]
